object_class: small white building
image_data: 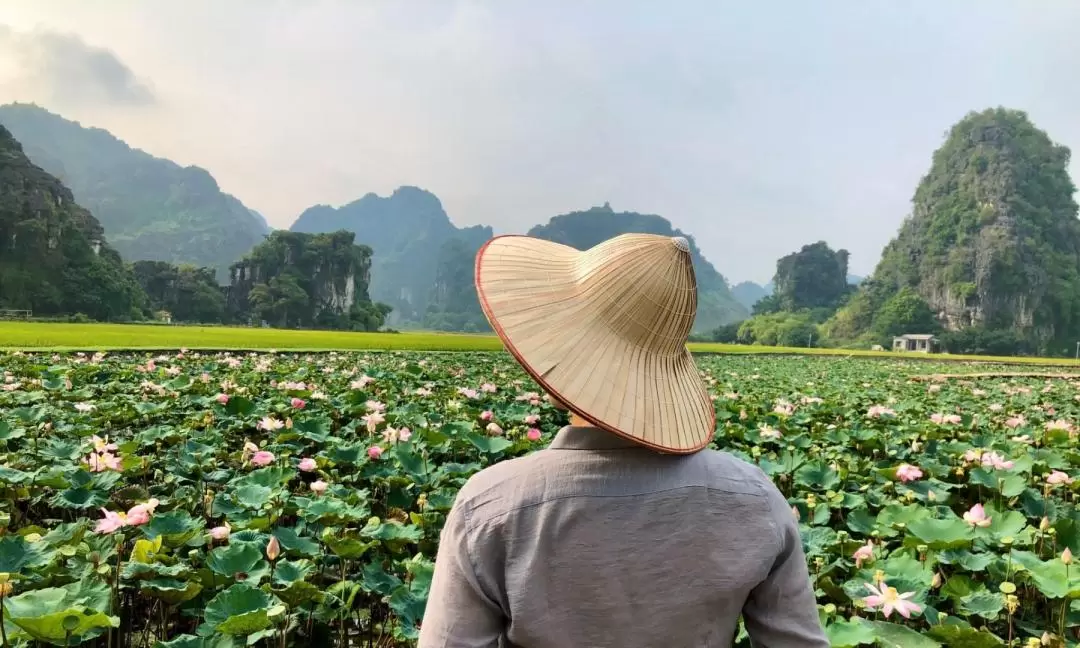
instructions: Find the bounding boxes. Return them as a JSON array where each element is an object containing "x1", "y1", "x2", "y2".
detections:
[{"x1": 893, "y1": 334, "x2": 938, "y2": 353}]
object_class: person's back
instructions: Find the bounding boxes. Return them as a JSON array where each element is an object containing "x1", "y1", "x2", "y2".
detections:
[
  {"x1": 419, "y1": 426, "x2": 827, "y2": 647},
  {"x1": 418, "y1": 233, "x2": 827, "y2": 646}
]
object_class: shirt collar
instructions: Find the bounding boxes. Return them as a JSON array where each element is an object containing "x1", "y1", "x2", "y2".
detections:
[{"x1": 548, "y1": 426, "x2": 645, "y2": 450}]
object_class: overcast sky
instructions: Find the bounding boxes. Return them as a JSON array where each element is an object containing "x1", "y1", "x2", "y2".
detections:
[{"x1": 2, "y1": 1, "x2": 1079, "y2": 283}]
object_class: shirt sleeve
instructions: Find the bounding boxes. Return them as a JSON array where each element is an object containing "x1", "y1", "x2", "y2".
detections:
[
  {"x1": 741, "y1": 478, "x2": 830, "y2": 647},
  {"x1": 417, "y1": 499, "x2": 505, "y2": 648}
]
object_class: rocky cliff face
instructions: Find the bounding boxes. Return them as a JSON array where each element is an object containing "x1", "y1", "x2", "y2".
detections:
[
  {"x1": 830, "y1": 108, "x2": 1080, "y2": 351},
  {"x1": 0, "y1": 124, "x2": 145, "y2": 319},
  {"x1": 290, "y1": 187, "x2": 460, "y2": 326},
  {"x1": 227, "y1": 230, "x2": 380, "y2": 329}
]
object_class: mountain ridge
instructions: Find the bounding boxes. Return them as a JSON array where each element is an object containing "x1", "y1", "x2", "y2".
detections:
[{"x1": 0, "y1": 103, "x2": 270, "y2": 282}]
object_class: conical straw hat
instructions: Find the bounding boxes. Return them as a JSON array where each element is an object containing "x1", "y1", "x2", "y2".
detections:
[{"x1": 475, "y1": 233, "x2": 715, "y2": 454}]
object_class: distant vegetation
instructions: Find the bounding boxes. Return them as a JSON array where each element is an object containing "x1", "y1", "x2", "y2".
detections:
[
  {"x1": 5, "y1": 102, "x2": 1080, "y2": 358},
  {"x1": 702, "y1": 108, "x2": 1080, "y2": 358}
]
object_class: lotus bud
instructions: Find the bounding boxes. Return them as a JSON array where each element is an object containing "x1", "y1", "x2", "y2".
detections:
[
  {"x1": 1040, "y1": 517, "x2": 1051, "y2": 531},
  {"x1": 1042, "y1": 631, "x2": 1053, "y2": 646},
  {"x1": 266, "y1": 535, "x2": 281, "y2": 562},
  {"x1": 931, "y1": 572, "x2": 942, "y2": 588}
]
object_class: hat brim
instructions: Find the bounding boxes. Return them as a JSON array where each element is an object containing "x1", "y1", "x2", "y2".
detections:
[{"x1": 474, "y1": 234, "x2": 715, "y2": 454}]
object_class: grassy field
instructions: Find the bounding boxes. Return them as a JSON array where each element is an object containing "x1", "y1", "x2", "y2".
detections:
[{"x1": 3, "y1": 321, "x2": 1080, "y2": 367}]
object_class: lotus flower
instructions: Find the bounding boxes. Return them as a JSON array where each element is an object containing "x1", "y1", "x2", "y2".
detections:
[
  {"x1": 310, "y1": 480, "x2": 328, "y2": 495},
  {"x1": 481, "y1": 383, "x2": 497, "y2": 393},
  {"x1": 773, "y1": 400, "x2": 795, "y2": 417},
  {"x1": 362, "y1": 412, "x2": 386, "y2": 433},
  {"x1": 758, "y1": 424, "x2": 782, "y2": 439},
  {"x1": 524, "y1": 414, "x2": 540, "y2": 425},
  {"x1": 980, "y1": 451, "x2": 1014, "y2": 470},
  {"x1": 863, "y1": 582, "x2": 922, "y2": 619},
  {"x1": 527, "y1": 428, "x2": 542, "y2": 441},
  {"x1": 1005, "y1": 415, "x2": 1026, "y2": 429},
  {"x1": 210, "y1": 523, "x2": 231, "y2": 541},
  {"x1": 486, "y1": 422, "x2": 504, "y2": 436},
  {"x1": 1048, "y1": 470, "x2": 1074, "y2": 486},
  {"x1": 94, "y1": 509, "x2": 127, "y2": 534},
  {"x1": 266, "y1": 535, "x2": 281, "y2": 561},
  {"x1": 867, "y1": 405, "x2": 895, "y2": 418},
  {"x1": 1046, "y1": 419, "x2": 1073, "y2": 432},
  {"x1": 963, "y1": 504, "x2": 991, "y2": 528},
  {"x1": 398, "y1": 428, "x2": 412, "y2": 442},
  {"x1": 251, "y1": 451, "x2": 275, "y2": 467},
  {"x1": 895, "y1": 464, "x2": 923, "y2": 482},
  {"x1": 216, "y1": 393, "x2": 230, "y2": 405},
  {"x1": 367, "y1": 446, "x2": 384, "y2": 460},
  {"x1": 365, "y1": 400, "x2": 386, "y2": 413},
  {"x1": 480, "y1": 410, "x2": 494, "y2": 422},
  {"x1": 853, "y1": 540, "x2": 874, "y2": 567},
  {"x1": 257, "y1": 417, "x2": 284, "y2": 431},
  {"x1": 290, "y1": 397, "x2": 306, "y2": 409},
  {"x1": 74, "y1": 402, "x2": 95, "y2": 413},
  {"x1": 298, "y1": 457, "x2": 317, "y2": 472}
]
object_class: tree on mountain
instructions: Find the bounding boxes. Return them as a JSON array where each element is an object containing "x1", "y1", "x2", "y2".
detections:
[
  {"x1": 131, "y1": 261, "x2": 226, "y2": 323},
  {"x1": 770, "y1": 241, "x2": 853, "y2": 312},
  {"x1": 826, "y1": 107, "x2": 1080, "y2": 354}
]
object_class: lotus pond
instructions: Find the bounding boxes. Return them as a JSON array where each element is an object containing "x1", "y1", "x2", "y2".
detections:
[{"x1": 2, "y1": 350, "x2": 1080, "y2": 647}]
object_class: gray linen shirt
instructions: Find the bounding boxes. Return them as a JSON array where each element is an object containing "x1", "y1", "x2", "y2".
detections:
[{"x1": 418, "y1": 426, "x2": 828, "y2": 647}]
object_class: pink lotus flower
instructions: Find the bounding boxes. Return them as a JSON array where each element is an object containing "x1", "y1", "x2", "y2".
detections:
[
  {"x1": 989, "y1": 403, "x2": 1003, "y2": 412},
  {"x1": 126, "y1": 498, "x2": 160, "y2": 526},
  {"x1": 486, "y1": 422, "x2": 504, "y2": 436},
  {"x1": 91, "y1": 435, "x2": 118, "y2": 453},
  {"x1": 773, "y1": 400, "x2": 795, "y2": 417},
  {"x1": 94, "y1": 509, "x2": 127, "y2": 534},
  {"x1": 251, "y1": 451, "x2": 275, "y2": 467},
  {"x1": 367, "y1": 446, "x2": 383, "y2": 460},
  {"x1": 398, "y1": 428, "x2": 412, "y2": 442},
  {"x1": 481, "y1": 383, "x2": 497, "y2": 393},
  {"x1": 930, "y1": 413, "x2": 962, "y2": 425},
  {"x1": 524, "y1": 414, "x2": 540, "y2": 425},
  {"x1": 1005, "y1": 415, "x2": 1026, "y2": 429},
  {"x1": 291, "y1": 397, "x2": 306, "y2": 409},
  {"x1": 457, "y1": 387, "x2": 479, "y2": 399},
  {"x1": 365, "y1": 400, "x2": 386, "y2": 413},
  {"x1": 266, "y1": 535, "x2": 281, "y2": 561},
  {"x1": 210, "y1": 523, "x2": 231, "y2": 541},
  {"x1": 310, "y1": 480, "x2": 328, "y2": 495},
  {"x1": 480, "y1": 410, "x2": 494, "y2": 422},
  {"x1": 853, "y1": 540, "x2": 874, "y2": 567},
  {"x1": 895, "y1": 464, "x2": 923, "y2": 482},
  {"x1": 963, "y1": 503, "x2": 991, "y2": 528},
  {"x1": 867, "y1": 405, "x2": 896, "y2": 419},
  {"x1": 527, "y1": 428, "x2": 542, "y2": 441},
  {"x1": 981, "y1": 451, "x2": 1014, "y2": 471},
  {"x1": 1045, "y1": 419, "x2": 1074, "y2": 432},
  {"x1": 298, "y1": 457, "x2": 317, "y2": 472},
  {"x1": 863, "y1": 582, "x2": 922, "y2": 619},
  {"x1": 1048, "y1": 470, "x2": 1074, "y2": 486},
  {"x1": 84, "y1": 451, "x2": 123, "y2": 473},
  {"x1": 216, "y1": 393, "x2": 230, "y2": 405},
  {"x1": 362, "y1": 412, "x2": 385, "y2": 433},
  {"x1": 350, "y1": 375, "x2": 375, "y2": 389},
  {"x1": 414, "y1": 387, "x2": 432, "y2": 396}
]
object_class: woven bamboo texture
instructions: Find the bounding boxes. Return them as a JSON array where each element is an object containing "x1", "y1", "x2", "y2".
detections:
[{"x1": 475, "y1": 233, "x2": 714, "y2": 454}]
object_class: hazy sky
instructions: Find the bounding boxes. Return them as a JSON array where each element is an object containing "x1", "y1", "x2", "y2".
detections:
[{"x1": 2, "y1": 1, "x2": 1079, "y2": 283}]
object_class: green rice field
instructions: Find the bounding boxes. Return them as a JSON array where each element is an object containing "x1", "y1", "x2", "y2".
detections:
[{"x1": 4, "y1": 321, "x2": 1080, "y2": 368}]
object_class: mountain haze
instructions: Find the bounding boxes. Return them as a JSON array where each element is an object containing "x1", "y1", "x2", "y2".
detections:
[{"x1": 0, "y1": 103, "x2": 270, "y2": 282}]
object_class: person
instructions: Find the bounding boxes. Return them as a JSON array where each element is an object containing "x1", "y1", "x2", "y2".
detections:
[{"x1": 417, "y1": 233, "x2": 828, "y2": 647}]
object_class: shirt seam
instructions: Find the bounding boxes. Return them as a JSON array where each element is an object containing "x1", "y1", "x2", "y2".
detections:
[{"x1": 469, "y1": 483, "x2": 770, "y2": 524}]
